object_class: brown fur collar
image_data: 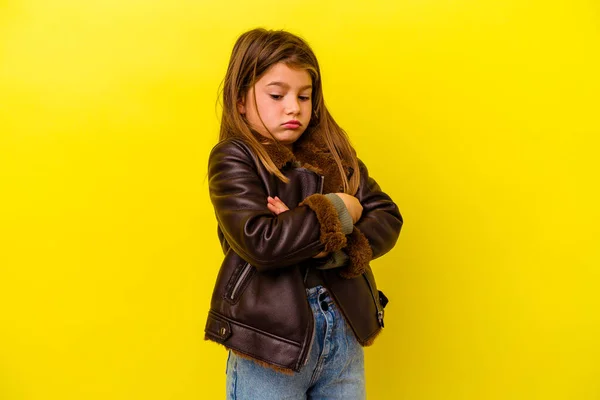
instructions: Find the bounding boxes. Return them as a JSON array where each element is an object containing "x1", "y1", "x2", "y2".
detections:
[{"x1": 250, "y1": 129, "x2": 352, "y2": 195}]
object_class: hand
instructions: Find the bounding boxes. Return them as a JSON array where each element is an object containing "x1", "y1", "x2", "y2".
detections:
[
  {"x1": 334, "y1": 193, "x2": 363, "y2": 224},
  {"x1": 313, "y1": 251, "x2": 329, "y2": 258},
  {"x1": 267, "y1": 196, "x2": 289, "y2": 215}
]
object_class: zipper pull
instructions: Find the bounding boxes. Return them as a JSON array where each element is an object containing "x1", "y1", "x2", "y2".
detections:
[{"x1": 377, "y1": 310, "x2": 384, "y2": 328}]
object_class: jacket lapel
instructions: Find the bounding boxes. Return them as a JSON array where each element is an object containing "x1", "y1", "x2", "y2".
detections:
[{"x1": 251, "y1": 129, "x2": 352, "y2": 194}]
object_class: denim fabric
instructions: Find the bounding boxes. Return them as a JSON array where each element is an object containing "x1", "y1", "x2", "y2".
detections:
[{"x1": 225, "y1": 285, "x2": 365, "y2": 399}]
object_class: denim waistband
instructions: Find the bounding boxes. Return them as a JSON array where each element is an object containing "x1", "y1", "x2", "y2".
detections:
[
  {"x1": 305, "y1": 285, "x2": 335, "y2": 308},
  {"x1": 305, "y1": 284, "x2": 325, "y2": 297}
]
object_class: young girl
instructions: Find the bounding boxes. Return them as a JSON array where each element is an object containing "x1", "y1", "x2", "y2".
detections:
[{"x1": 205, "y1": 28, "x2": 403, "y2": 399}]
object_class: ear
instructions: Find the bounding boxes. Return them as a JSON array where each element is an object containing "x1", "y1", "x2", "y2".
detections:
[{"x1": 237, "y1": 97, "x2": 246, "y2": 115}]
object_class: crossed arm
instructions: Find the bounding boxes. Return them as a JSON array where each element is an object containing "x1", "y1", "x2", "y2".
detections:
[
  {"x1": 267, "y1": 194, "x2": 362, "y2": 260},
  {"x1": 209, "y1": 140, "x2": 402, "y2": 276}
]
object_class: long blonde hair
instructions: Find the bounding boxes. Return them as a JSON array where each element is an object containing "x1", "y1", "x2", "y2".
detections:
[{"x1": 219, "y1": 28, "x2": 360, "y2": 194}]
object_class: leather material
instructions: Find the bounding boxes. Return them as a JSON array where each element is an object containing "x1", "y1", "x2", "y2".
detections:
[{"x1": 205, "y1": 138, "x2": 403, "y2": 372}]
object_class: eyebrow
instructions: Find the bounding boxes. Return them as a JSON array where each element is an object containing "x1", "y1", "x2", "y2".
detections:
[{"x1": 266, "y1": 81, "x2": 312, "y2": 91}]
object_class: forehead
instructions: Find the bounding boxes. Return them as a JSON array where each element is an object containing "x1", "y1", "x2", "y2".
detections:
[{"x1": 257, "y1": 63, "x2": 312, "y2": 88}]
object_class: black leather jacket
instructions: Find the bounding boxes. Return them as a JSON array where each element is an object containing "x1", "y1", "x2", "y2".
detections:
[{"x1": 204, "y1": 135, "x2": 402, "y2": 373}]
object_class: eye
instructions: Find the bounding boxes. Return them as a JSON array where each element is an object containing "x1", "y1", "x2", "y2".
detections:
[
  {"x1": 269, "y1": 94, "x2": 283, "y2": 100},
  {"x1": 299, "y1": 96, "x2": 311, "y2": 101}
]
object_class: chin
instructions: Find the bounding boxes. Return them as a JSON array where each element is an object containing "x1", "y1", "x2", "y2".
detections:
[{"x1": 274, "y1": 131, "x2": 304, "y2": 144}]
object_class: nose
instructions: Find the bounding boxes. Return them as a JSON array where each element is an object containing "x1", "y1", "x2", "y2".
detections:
[{"x1": 284, "y1": 97, "x2": 300, "y2": 115}]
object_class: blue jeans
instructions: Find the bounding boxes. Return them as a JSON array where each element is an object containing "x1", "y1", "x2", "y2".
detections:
[{"x1": 225, "y1": 285, "x2": 366, "y2": 399}]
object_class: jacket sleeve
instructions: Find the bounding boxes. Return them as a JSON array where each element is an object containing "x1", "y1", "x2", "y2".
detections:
[
  {"x1": 208, "y1": 140, "x2": 347, "y2": 272},
  {"x1": 338, "y1": 159, "x2": 403, "y2": 278}
]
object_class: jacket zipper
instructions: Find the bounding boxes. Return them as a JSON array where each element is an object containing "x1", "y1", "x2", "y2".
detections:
[
  {"x1": 363, "y1": 275, "x2": 384, "y2": 327},
  {"x1": 228, "y1": 263, "x2": 252, "y2": 301},
  {"x1": 300, "y1": 173, "x2": 324, "y2": 368}
]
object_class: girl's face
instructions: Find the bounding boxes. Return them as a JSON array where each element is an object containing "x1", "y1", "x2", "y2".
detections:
[{"x1": 238, "y1": 63, "x2": 312, "y2": 148}]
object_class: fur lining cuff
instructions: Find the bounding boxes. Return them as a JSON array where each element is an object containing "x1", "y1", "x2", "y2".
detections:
[
  {"x1": 339, "y1": 227, "x2": 373, "y2": 279},
  {"x1": 204, "y1": 336, "x2": 295, "y2": 375},
  {"x1": 299, "y1": 194, "x2": 347, "y2": 253},
  {"x1": 360, "y1": 327, "x2": 383, "y2": 346},
  {"x1": 231, "y1": 349, "x2": 295, "y2": 375}
]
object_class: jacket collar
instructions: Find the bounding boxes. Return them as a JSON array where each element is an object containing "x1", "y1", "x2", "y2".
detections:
[{"x1": 250, "y1": 129, "x2": 352, "y2": 194}]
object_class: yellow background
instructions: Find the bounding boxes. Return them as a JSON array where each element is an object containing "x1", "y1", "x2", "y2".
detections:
[{"x1": 1, "y1": 0, "x2": 599, "y2": 399}]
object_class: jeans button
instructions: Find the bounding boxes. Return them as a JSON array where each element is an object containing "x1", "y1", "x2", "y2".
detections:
[{"x1": 320, "y1": 301, "x2": 329, "y2": 311}]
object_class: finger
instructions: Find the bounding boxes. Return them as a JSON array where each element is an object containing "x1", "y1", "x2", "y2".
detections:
[
  {"x1": 273, "y1": 197, "x2": 289, "y2": 209},
  {"x1": 271, "y1": 198, "x2": 287, "y2": 209},
  {"x1": 268, "y1": 201, "x2": 287, "y2": 215},
  {"x1": 267, "y1": 203, "x2": 279, "y2": 215}
]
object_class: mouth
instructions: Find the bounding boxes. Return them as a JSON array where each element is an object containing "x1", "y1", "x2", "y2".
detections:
[{"x1": 282, "y1": 120, "x2": 301, "y2": 129}]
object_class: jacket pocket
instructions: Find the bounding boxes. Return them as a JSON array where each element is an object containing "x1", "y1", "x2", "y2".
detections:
[{"x1": 224, "y1": 262, "x2": 255, "y2": 304}]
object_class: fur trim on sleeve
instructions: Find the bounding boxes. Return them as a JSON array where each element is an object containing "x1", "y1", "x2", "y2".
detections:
[
  {"x1": 299, "y1": 194, "x2": 347, "y2": 253},
  {"x1": 338, "y1": 227, "x2": 373, "y2": 279}
]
